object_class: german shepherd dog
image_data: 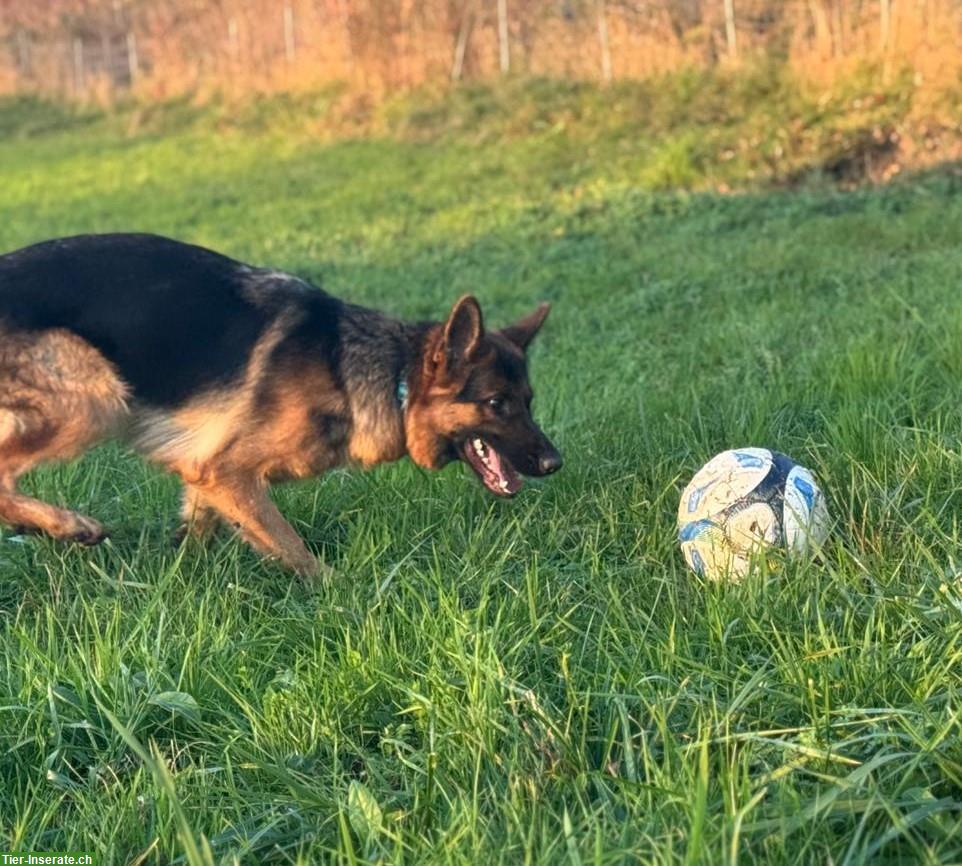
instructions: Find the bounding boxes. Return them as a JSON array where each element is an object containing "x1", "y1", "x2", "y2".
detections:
[{"x1": 0, "y1": 234, "x2": 561, "y2": 577}]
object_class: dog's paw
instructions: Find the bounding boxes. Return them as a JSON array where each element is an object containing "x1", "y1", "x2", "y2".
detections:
[
  {"x1": 289, "y1": 552, "x2": 335, "y2": 584},
  {"x1": 65, "y1": 517, "x2": 108, "y2": 546},
  {"x1": 171, "y1": 524, "x2": 189, "y2": 547}
]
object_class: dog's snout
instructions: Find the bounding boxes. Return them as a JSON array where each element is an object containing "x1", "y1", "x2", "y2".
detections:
[{"x1": 538, "y1": 449, "x2": 563, "y2": 476}]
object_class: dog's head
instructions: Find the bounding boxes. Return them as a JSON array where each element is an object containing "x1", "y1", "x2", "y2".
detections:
[{"x1": 405, "y1": 295, "x2": 562, "y2": 496}]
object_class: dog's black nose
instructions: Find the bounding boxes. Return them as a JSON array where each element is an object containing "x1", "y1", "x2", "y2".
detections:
[{"x1": 538, "y1": 450, "x2": 563, "y2": 475}]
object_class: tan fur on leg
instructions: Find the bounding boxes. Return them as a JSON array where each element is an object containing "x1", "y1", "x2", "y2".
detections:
[
  {"x1": 0, "y1": 489, "x2": 106, "y2": 544},
  {"x1": 0, "y1": 329, "x2": 127, "y2": 542},
  {"x1": 191, "y1": 474, "x2": 320, "y2": 578},
  {"x1": 175, "y1": 482, "x2": 221, "y2": 543},
  {"x1": 0, "y1": 468, "x2": 103, "y2": 541}
]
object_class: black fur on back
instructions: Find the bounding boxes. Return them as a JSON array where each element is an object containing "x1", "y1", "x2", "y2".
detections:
[{"x1": 0, "y1": 234, "x2": 344, "y2": 408}]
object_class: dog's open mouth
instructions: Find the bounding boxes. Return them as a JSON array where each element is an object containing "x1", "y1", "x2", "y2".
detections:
[{"x1": 461, "y1": 437, "x2": 524, "y2": 497}]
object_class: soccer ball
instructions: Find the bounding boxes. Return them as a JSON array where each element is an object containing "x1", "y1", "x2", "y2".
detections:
[{"x1": 677, "y1": 447, "x2": 830, "y2": 580}]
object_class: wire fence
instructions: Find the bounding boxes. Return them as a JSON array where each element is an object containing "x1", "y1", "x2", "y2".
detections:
[{"x1": 1, "y1": 1, "x2": 961, "y2": 100}]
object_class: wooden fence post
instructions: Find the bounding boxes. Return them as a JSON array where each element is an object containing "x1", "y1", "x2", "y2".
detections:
[
  {"x1": 101, "y1": 30, "x2": 112, "y2": 87},
  {"x1": 831, "y1": 0, "x2": 843, "y2": 57},
  {"x1": 228, "y1": 18, "x2": 239, "y2": 59},
  {"x1": 284, "y1": 2, "x2": 296, "y2": 62},
  {"x1": 16, "y1": 29, "x2": 31, "y2": 78},
  {"x1": 73, "y1": 37, "x2": 85, "y2": 94},
  {"x1": 497, "y1": 0, "x2": 509, "y2": 73},
  {"x1": 880, "y1": 0, "x2": 891, "y2": 51},
  {"x1": 597, "y1": 0, "x2": 612, "y2": 82},
  {"x1": 127, "y1": 31, "x2": 139, "y2": 83},
  {"x1": 723, "y1": 0, "x2": 737, "y2": 60},
  {"x1": 452, "y1": 1, "x2": 474, "y2": 81}
]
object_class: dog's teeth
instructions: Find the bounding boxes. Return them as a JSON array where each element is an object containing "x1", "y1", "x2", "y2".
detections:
[
  {"x1": 499, "y1": 479, "x2": 509, "y2": 491},
  {"x1": 473, "y1": 438, "x2": 485, "y2": 456}
]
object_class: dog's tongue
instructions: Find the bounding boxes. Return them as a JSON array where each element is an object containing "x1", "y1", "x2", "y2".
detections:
[
  {"x1": 465, "y1": 437, "x2": 523, "y2": 495},
  {"x1": 485, "y1": 443, "x2": 523, "y2": 495}
]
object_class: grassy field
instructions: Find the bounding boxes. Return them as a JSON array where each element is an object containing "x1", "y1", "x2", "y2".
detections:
[{"x1": 3, "y1": 85, "x2": 962, "y2": 864}]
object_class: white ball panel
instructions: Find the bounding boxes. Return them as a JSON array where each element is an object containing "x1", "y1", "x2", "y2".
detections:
[
  {"x1": 678, "y1": 448, "x2": 773, "y2": 525},
  {"x1": 783, "y1": 465, "x2": 830, "y2": 553}
]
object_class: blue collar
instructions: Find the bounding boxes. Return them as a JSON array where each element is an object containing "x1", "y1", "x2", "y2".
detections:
[{"x1": 396, "y1": 375, "x2": 409, "y2": 411}]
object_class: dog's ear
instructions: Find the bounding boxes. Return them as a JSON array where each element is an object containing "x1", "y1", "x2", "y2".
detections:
[
  {"x1": 501, "y1": 303, "x2": 550, "y2": 351},
  {"x1": 436, "y1": 294, "x2": 484, "y2": 371}
]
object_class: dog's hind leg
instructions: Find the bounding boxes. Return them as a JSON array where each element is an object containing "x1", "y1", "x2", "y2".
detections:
[
  {"x1": 0, "y1": 404, "x2": 108, "y2": 543},
  {"x1": 0, "y1": 330, "x2": 128, "y2": 544}
]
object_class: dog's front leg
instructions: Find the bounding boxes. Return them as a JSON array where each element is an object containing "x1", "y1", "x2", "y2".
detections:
[{"x1": 193, "y1": 473, "x2": 320, "y2": 578}]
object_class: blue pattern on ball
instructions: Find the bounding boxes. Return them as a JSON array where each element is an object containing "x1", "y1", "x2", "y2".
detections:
[
  {"x1": 733, "y1": 451, "x2": 766, "y2": 468},
  {"x1": 688, "y1": 484, "x2": 708, "y2": 512},
  {"x1": 793, "y1": 475, "x2": 815, "y2": 510},
  {"x1": 679, "y1": 519, "x2": 714, "y2": 542}
]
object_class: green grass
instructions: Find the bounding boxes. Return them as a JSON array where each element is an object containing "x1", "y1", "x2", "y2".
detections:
[
  {"x1": 3, "y1": 84, "x2": 962, "y2": 865},
  {"x1": 0, "y1": 64, "x2": 924, "y2": 191}
]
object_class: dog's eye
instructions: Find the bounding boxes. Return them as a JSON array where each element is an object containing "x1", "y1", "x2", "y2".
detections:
[{"x1": 486, "y1": 397, "x2": 504, "y2": 412}]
